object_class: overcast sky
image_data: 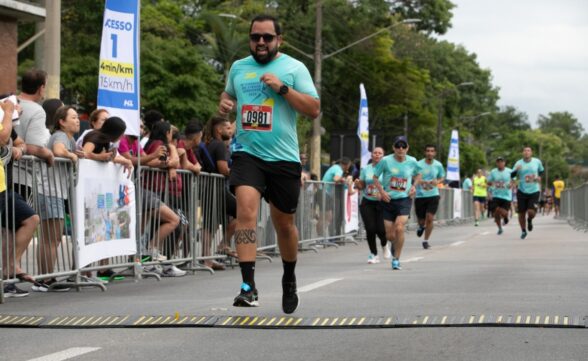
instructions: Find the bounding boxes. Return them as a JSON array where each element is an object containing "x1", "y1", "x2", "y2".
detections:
[{"x1": 440, "y1": 0, "x2": 588, "y2": 132}]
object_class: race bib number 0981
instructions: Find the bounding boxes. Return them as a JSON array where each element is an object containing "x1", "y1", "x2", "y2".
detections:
[{"x1": 242, "y1": 104, "x2": 272, "y2": 131}]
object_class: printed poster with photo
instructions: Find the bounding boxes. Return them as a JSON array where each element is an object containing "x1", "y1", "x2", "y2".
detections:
[
  {"x1": 344, "y1": 190, "x2": 359, "y2": 233},
  {"x1": 75, "y1": 159, "x2": 136, "y2": 268}
]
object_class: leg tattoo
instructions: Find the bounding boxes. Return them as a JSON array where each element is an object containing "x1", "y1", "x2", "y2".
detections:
[{"x1": 235, "y1": 229, "x2": 257, "y2": 245}]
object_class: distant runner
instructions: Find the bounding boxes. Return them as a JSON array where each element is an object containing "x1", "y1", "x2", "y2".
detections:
[{"x1": 511, "y1": 146, "x2": 544, "y2": 239}]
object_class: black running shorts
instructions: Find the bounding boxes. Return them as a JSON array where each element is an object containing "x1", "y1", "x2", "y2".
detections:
[
  {"x1": 381, "y1": 197, "x2": 412, "y2": 222},
  {"x1": 0, "y1": 190, "x2": 37, "y2": 230},
  {"x1": 491, "y1": 198, "x2": 511, "y2": 212},
  {"x1": 230, "y1": 152, "x2": 302, "y2": 214},
  {"x1": 473, "y1": 196, "x2": 486, "y2": 204},
  {"x1": 517, "y1": 191, "x2": 539, "y2": 213},
  {"x1": 414, "y1": 196, "x2": 440, "y2": 220}
]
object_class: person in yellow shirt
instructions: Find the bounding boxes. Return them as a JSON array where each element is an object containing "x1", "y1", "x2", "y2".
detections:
[
  {"x1": 0, "y1": 98, "x2": 41, "y2": 297},
  {"x1": 552, "y1": 175, "x2": 565, "y2": 218},
  {"x1": 472, "y1": 168, "x2": 488, "y2": 226}
]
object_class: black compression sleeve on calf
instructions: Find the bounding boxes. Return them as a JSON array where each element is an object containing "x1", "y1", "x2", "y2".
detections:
[
  {"x1": 282, "y1": 259, "x2": 297, "y2": 283},
  {"x1": 240, "y1": 262, "x2": 256, "y2": 289}
]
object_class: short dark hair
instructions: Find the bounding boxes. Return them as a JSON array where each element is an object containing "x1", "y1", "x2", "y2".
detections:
[
  {"x1": 101, "y1": 116, "x2": 127, "y2": 142},
  {"x1": 425, "y1": 144, "x2": 436, "y2": 151},
  {"x1": 250, "y1": 14, "x2": 282, "y2": 35},
  {"x1": 144, "y1": 110, "x2": 164, "y2": 131},
  {"x1": 21, "y1": 69, "x2": 47, "y2": 94},
  {"x1": 340, "y1": 157, "x2": 351, "y2": 166},
  {"x1": 523, "y1": 145, "x2": 532, "y2": 151},
  {"x1": 184, "y1": 119, "x2": 203, "y2": 137},
  {"x1": 42, "y1": 98, "x2": 64, "y2": 128}
]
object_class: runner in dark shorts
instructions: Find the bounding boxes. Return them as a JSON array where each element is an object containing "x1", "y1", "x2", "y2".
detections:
[
  {"x1": 414, "y1": 144, "x2": 445, "y2": 250},
  {"x1": 219, "y1": 14, "x2": 320, "y2": 313}
]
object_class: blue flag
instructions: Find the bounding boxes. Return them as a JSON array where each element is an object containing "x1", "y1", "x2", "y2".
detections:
[{"x1": 97, "y1": 0, "x2": 141, "y2": 136}]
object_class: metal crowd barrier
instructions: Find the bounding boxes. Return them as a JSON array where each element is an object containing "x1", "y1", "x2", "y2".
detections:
[
  {"x1": 560, "y1": 184, "x2": 588, "y2": 232},
  {"x1": 0, "y1": 155, "x2": 230, "y2": 303}
]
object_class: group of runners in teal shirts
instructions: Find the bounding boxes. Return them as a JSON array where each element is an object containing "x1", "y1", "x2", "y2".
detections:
[{"x1": 354, "y1": 141, "x2": 545, "y2": 270}]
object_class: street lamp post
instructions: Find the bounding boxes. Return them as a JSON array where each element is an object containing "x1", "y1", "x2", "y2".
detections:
[{"x1": 436, "y1": 81, "x2": 474, "y2": 155}]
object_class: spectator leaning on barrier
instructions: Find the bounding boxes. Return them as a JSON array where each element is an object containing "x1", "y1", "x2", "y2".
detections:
[
  {"x1": 206, "y1": 115, "x2": 237, "y2": 262},
  {"x1": 32, "y1": 106, "x2": 82, "y2": 292},
  {"x1": 140, "y1": 109, "x2": 164, "y2": 148},
  {"x1": 141, "y1": 121, "x2": 185, "y2": 277},
  {"x1": 177, "y1": 120, "x2": 203, "y2": 175},
  {"x1": 117, "y1": 122, "x2": 182, "y2": 276},
  {"x1": 0, "y1": 98, "x2": 41, "y2": 298},
  {"x1": 75, "y1": 108, "x2": 109, "y2": 150},
  {"x1": 318, "y1": 157, "x2": 353, "y2": 236},
  {"x1": 15, "y1": 69, "x2": 55, "y2": 198}
]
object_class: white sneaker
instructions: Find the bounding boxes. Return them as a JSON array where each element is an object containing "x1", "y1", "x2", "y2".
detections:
[
  {"x1": 162, "y1": 265, "x2": 187, "y2": 277},
  {"x1": 373, "y1": 255, "x2": 380, "y2": 264},
  {"x1": 367, "y1": 254, "x2": 377, "y2": 264},
  {"x1": 144, "y1": 265, "x2": 163, "y2": 276},
  {"x1": 383, "y1": 243, "x2": 392, "y2": 260}
]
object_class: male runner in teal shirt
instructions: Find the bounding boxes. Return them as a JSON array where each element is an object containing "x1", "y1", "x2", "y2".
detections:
[
  {"x1": 511, "y1": 146, "x2": 544, "y2": 239},
  {"x1": 373, "y1": 136, "x2": 421, "y2": 270},
  {"x1": 219, "y1": 15, "x2": 320, "y2": 313},
  {"x1": 487, "y1": 156, "x2": 513, "y2": 235},
  {"x1": 415, "y1": 144, "x2": 445, "y2": 250}
]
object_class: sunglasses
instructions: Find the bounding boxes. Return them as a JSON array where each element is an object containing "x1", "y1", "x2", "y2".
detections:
[
  {"x1": 394, "y1": 143, "x2": 408, "y2": 149},
  {"x1": 249, "y1": 33, "x2": 277, "y2": 43}
]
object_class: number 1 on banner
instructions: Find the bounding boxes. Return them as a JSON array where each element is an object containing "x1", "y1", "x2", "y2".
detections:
[{"x1": 110, "y1": 34, "x2": 118, "y2": 58}]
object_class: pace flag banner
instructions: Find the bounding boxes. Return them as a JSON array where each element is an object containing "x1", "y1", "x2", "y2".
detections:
[
  {"x1": 97, "y1": 0, "x2": 140, "y2": 136},
  {"x1": 446, "y1": 129, "x2": 460, "y2": 181},
  {"x1": 357, "y1": 84, "x2": 370, "y2": 168},
  {"x1": 75, "y1": 160, "x2": 136, "y2": 268}
]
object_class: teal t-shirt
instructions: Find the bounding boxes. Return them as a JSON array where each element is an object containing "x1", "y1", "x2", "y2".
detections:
[
  {"x1": 512, "y1": 158, "x2": 544, "y2": 194},
  {"x1": 225, "y1": 54, "x2": 319, "y2": 163},
  {"x1": 373, "y1": 155, "x2": 420, "y2": 199},
  {"x1": 323, "y1": 164, "x2": 343, "y2": 183},
  {"x1": 462, "y1": 178, "x2": 472, "y2": 191},
  {"x1": 487, "y1": 167, "x2": 513, "y2": 201},
  {"x1": 416, "y1": 159, "x2": 445, "y2": 198},
  {"x1": 359, "y1": 164, "x2": 383, "y2": 201},
  {"x1": 323, "y1": 164, "x2": 343, "y2": 194}
]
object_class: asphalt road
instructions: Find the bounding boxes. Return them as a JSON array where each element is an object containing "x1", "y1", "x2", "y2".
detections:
[{"x1": 1, "y1": 215, "x2": 587, "y2": 361}]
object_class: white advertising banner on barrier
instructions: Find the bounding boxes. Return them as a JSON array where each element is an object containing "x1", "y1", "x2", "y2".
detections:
[
  {"x1": 344, "y1": 190, "x2": 359, "y2": 233},
  {"x1": 453, "y1": 188, "x2": 462, "y2": 219},
  {"x1": 97, "y1": 0, "x2": 141, "y2": 136},
  {"x1": 75, "y1": 160, "x2": 136, "y2": 268}
]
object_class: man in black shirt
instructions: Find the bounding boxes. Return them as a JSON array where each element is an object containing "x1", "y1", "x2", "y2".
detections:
[{"x1": 205, "y1": 116, "x2": 237, "y2": 261}]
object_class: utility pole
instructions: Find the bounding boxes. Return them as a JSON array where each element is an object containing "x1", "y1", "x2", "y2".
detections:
[
  {"x1": 44, "y1": 0, "x2": 61, "y2": 99},
  {"x1": 310, "y1": 0, "x2": 323, "y2": 179}
]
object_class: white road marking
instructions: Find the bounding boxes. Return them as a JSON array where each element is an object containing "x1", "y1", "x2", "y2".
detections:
[
  {"x1": 298, "y1": 278, "x2": 343, "y2": 293},
  {"x1": 480, "y1": 231, "x2": 491, "y2": 236},
  {"x1": 450, "y1": 241, "x2": 465, "y2": 247},
  {"x1": 403, "y1": 257, "x2": 424, "y2": 263},
  {"x1": 28, "y1": 347, "x2": 101, "y2": 361}
]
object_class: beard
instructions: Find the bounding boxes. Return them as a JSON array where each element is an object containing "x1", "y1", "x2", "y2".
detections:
[
  {"x1": 251, "y1": 45, "x2": 278, "y2": 64},
  {"x1": 221, "y1": 133, "x2": 231, "y2": 141}
]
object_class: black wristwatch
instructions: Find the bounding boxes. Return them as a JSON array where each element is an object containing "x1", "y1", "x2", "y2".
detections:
[{"x1": 278, "y1": 84, "x2": 289, "y2": 96}]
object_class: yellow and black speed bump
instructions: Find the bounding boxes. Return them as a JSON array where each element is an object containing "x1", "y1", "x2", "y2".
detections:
[{"x1": 0, "y1": 314, "x2": 586, "y2": 329}]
